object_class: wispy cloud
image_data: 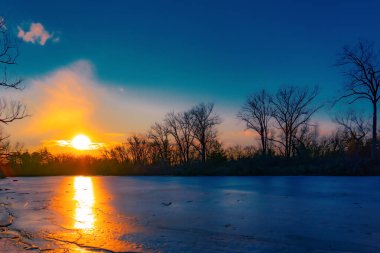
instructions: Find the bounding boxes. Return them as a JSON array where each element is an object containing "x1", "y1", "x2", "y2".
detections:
[
  {"x1": 17, "y1": 22, "x2": 57, "y2": 45},
  {"x1": 6, "y1": 60, "x2": 177, "y2": 152},
  {"x1": 55, "y1": 139, "x2": 104, "y2": 150}
]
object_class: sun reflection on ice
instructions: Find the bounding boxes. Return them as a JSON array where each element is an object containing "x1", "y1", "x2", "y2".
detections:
[
  {"x1": 74, "y1": 176, "x2": 95, "y2": 230},
  {"x1": 48, "y1": 176, "x2": 142, "y2": 252}
]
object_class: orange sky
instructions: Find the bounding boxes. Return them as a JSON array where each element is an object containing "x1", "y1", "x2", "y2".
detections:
[{"x1": 4, "y1": 60, "x2": 336, "y2": 154}]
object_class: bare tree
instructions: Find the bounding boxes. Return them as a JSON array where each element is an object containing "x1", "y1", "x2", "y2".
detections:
[
  {"x1": 127, "y1": 134, "x2": 151, "y2": 165},
  {"x1": 336, "y1": 41, "x2": 380, "y2": 159},
  {"x1": 334, "y1": 110, "x2": 370, "y2": 154},
  {"x1": 0, "y1": 17, "x2": 26, "y2": 124},
  {"x1": 238, "y1": 90, "x2": 273, "y2": 155},
  {"x1": 165, "y1": 111, "x2": 195, "y2": 164},
  {"x1": 293, "y1": 124, "x2": 319, "y2": 157},
  {"x1": 190, "y1": 103, "x2": 221, "y2": 163},
  {"x1": 0, "y1": 128, "x2": 11, "y2": 164},
  {"x1": 320, "y1": 130, "x2": 346, "y2": 156},
  {"x1": 225, "y1": 145, "x2": 257, "y2": 160},
  {"x1": 148, "y1": 122, "x2": 171, "y2": 165},
  {"x1": 0, "y1": 117, "x2": 24, "y2": 170},
  {"x1": 270, "y1": 86, "x2": 321, "y2": 157},
  {"x1": 101, "y1": 144, "x2": 129, "y2": 163}
]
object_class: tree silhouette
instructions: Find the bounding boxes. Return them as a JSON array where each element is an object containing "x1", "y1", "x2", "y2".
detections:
[
  {"x1": 270, "y1": 86, "x2": 321, "y2": 157},
  {"x1": 336, "y1": 41, "x2": 380, "y2": 160},
  {"x1": 238, "y1": 90, "x2": 273, "y2": 155},
  {"x1": 148, "y1": 122, "x2": 171, "y2": 165},
  {"x1": 0, "y1": 17, "x2": 26, "y2": 124},
  {"x1": 127, "y1": 134, "x2": 150, "y2": 165},
  {"x1": 165, "y1": 111, "x2": 195, "y2": 164},
  {"x1": 190, "y1": 103, "x2": 221, "y2": 163},
  {"x1": 334, "y1": 110, "x2": 370, "y2": 155}
]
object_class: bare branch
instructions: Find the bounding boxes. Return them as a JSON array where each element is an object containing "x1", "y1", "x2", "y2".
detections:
[
  {"x1": 335, "y1": 40, "x2": 380, "y2": 159},
  {"x1": 270, "y1": 85, "x2": 321, "y2": 157},
  {"x1": 237, "y1": 89, "x2": 273, "y2": 155}
]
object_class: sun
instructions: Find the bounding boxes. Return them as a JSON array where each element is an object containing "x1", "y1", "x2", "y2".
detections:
[{"x1": 72, "y1": 134, "x2": 92, "y2": 150}]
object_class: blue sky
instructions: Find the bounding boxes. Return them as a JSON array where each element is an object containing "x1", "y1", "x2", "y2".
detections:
[
  {"x1": 2, "y1": 0, "x2": 380, "y2": 149},
  {"x1": 4, "y1": 0, "x2": 380, "y2": 99}
]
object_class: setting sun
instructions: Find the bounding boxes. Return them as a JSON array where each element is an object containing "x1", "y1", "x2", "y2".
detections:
[
  {"x1": 72, "y1": 134, "x2": 92, "y2": 150},
  {"x1": 56, "y1": 134, "x2": 104, "y2": 151}
]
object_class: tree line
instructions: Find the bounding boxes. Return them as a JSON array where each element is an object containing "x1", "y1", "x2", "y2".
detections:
[
  {"x1": 101, "y1": 102, "x2": 223, "y2": 166},
  {"x1": 100, "y1": 86, "x2": 326, "y2": 166}
]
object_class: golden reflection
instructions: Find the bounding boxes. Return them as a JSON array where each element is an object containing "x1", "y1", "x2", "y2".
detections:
[
  {"x1": 49, "y1": 176, "x2": 142, "y2": 252},
  {"x1": 74, "y1": 176, "x2": 95, "y2": 230}
]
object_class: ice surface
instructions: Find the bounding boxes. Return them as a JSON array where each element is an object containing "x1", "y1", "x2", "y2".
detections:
[{"x1": 0, "y1": 176, "x2": 379, "y2": 252}]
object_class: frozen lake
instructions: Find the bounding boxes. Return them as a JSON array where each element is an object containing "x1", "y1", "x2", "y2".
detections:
[{"x1": 0, "y1": 176, "x2": 379, "y2": 252}]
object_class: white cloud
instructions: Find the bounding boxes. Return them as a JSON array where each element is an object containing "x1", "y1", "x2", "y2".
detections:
[{"x1": 17, "y1": 22, "x2": 58, "y2": 46}]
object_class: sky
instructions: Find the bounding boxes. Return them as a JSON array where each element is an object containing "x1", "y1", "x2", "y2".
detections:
[{"x1": 1, "y1": 0, "x2": 380, "y2": 153}]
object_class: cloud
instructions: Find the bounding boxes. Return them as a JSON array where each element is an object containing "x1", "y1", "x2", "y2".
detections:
[
  {"x1": 55, "y1": 139, "x2": 104, "y2": 150},
  {"x1": 17, "y1": 23, "x2": 57, "y2": 45},
  {"x1": 6, "y1": 60, "x2": 182, "y2": 152}
]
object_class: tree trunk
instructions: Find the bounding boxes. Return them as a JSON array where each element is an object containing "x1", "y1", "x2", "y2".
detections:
[
  {"x1": 285, "y1": 132, "x2": 290, "y2": 158},
  {"x1": 261, "y1": 135, "x2": 266, "y2": 156},
  {"x1": 201, "y1": 144, "x2": 206, "y2": 163},
  {"x1": 260, "y1": 128, "x2": 266, "y2": 156},
  {"x1": 372, "y1": 102, "x2": 377, "y2": 160}
]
